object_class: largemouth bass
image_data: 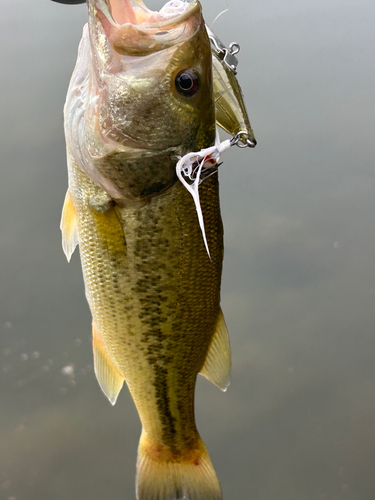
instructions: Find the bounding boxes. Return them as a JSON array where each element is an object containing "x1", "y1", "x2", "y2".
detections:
[{"x1": 60, "y1": 1, "x2": 255, "y2": 498}]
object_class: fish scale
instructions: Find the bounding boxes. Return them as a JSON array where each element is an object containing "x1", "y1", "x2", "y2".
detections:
[{"x1": 68, "y1": 148, "x2": 223, "y2": 450}]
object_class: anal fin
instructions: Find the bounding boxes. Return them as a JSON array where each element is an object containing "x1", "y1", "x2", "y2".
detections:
[
  {"x1": 60, "y1": 189, "x2": 78, "y2": 262},
  {"x1": 200, "y1": 309, "x2": 231, "y2": 392},
  {"x1": 92, "y1": 323, "x2": 124, "y2": 405}
]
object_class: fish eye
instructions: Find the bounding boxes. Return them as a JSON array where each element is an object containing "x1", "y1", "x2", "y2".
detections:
[{"x1": 175, "y1": 70, "x2": 200, "y2": 97}]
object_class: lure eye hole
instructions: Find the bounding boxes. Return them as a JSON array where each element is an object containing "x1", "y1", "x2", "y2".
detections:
[{"x1": 175, "y1": 70, "x2": 200, "y2": 97}]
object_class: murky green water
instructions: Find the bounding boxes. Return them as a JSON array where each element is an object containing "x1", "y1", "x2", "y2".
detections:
[{"x1": 1, "y1": 0, "x2": 375, "y2": 499}]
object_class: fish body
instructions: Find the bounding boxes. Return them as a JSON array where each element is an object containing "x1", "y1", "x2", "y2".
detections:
[
  {"x1": 67, "y1": 157, "x2": 226, "y2": 499},
  {"x1": 61, "y1": 0, "x2": 256, "y2": 498},
  {"x1": 62, "y1": 1, "x2": 231, "y2": 499}
]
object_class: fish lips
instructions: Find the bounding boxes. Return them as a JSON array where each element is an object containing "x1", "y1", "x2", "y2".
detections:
[{"x1": 93, "y1": 0, "x2": 202, "y2": 57}]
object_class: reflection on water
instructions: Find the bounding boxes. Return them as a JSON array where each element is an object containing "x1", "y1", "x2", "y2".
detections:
[{"x1": 1, "y1": 0, "x2": 375, "y2": 499}]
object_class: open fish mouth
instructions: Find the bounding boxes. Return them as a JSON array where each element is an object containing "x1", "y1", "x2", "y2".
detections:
[
  {"x1": 92, "y1": 0, "x2": 201, "y2": 57},
  {"x1": 97, "y1": 0, "x2": 197, "y2": 26}
]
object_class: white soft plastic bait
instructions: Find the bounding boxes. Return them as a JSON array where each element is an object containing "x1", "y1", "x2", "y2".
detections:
[{"x1": 176, "y1": 136, "x2": 234, "y2": 259}]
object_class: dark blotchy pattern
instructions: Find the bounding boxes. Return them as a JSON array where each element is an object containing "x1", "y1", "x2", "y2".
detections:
[
  {"x1": 129, "y1": 176, "x2": 223, "y2": 453},
  {"x1": 70, "y1": 156, "x2": 223, "y2": 455}
]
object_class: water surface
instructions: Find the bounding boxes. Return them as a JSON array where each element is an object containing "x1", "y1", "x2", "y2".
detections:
[{"x1": 1, "y1": 1, "x2": 375, "y2": 499}]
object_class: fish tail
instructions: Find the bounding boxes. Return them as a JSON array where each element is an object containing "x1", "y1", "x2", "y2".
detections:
[{"x1": 136, "y1": 430, "x2": 222, "y2": 500}]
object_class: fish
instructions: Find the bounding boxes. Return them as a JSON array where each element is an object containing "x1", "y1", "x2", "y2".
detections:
[{"x1": 60, "y1": 1, "x2": 255, "y2": 499}]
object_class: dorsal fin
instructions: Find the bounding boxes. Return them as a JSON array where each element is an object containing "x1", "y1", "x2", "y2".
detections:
[
  {"x1": 60, "y1": 189, "x2": 78, "y2": 262},
  {"x1": 200, "y1": 309, "x2": 231, "y2": 392},
  {"x1": 92, "y1": 323, "x2": 124, "y2": 405}
]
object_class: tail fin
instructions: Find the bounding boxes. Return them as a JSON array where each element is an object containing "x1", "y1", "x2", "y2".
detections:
[{"x1": 136, "y1": 431, "x2": 222, "y2": 500}]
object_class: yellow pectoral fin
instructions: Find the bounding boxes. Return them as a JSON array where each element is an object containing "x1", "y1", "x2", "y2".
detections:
[
  {"x1": 92, "y1": 323, "x2": 124, "y2": 405},
  {"x1": 89, "y1": 197, "x2": 127, "y2": 262},
  {"x1": 60, "y1": 189, "x2": 78, "y2": 262},
  {"x1": 200, "y1": 309, "x2": 231, "y2": 392}
]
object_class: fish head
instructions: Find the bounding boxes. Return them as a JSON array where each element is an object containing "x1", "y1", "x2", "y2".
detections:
[{"x1": 66, "y1": 0, "x2": 216, "y2": 201}]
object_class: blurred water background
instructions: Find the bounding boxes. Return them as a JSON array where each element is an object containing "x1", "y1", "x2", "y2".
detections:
[{"x1": 1, "y1": 0, "x2": 375, "y2": 499}]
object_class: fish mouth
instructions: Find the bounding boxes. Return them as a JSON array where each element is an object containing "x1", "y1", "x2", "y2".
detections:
[
  {"x1": 96, "y1": 0, "x2": 198, "y2": 27},
  {"x1": 92, "y1": 0, "x2": 201, "y2": 56}
]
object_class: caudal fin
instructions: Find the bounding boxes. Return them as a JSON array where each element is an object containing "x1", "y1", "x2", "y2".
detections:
[{"x1": 136, "y1": 431, "x2": 222, "y2": 500}]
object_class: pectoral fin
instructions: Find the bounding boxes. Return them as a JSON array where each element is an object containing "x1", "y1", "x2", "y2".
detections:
[
  {"x1": 200, "y1": 309, "x2": 231, "y2": 391},
  {"x1": 92, "y1": 323, "x2": 124, "y2": 405},
  {"x1": 89, "y1": 196, "x2": 127, "y2": 261},
  {"x1": 60, "y1": 189, "x2": 78, "y2": 262}
]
